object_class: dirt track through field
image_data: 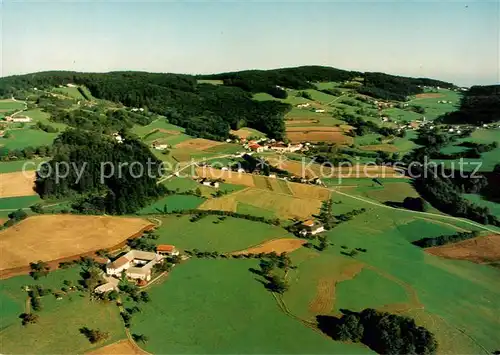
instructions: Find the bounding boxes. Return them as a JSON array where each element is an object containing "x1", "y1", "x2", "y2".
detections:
[
  {"x1": 0, "y1": 171, "x2": 37, "y2": 198},
  {"x1": 232, "y1": 238, "x2": 306, "y2": 255}
]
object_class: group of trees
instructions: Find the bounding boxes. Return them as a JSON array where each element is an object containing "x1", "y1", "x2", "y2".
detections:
[
  {"x1": 79, "y1": 327, "x2": 109, "y2": 344},
  {"x1": 0, "y1": 144, "x2": 53, "y2": 161},
  {"x1": 412, "y1": 231, "x2": 480, "y2": 248},
  {"x1": 29, "y1": 261, "x2": 50, "y2": 280},
  {"x1": 1, "y1": 209, "x2": 28, "y2": 229},
  {"x1": 36, "y1": 129, "x2": 167, "y2": 215},
  {"x1": 317, "y1": 308, "x2": 438, "y2": 355},
  {"x1": 437, "y1": 85, "x2": 500, "y2": 125},
  {"x1": 358, "y1": 72, "x2": 454, "y2": 101},
  {"x1": 406, "y1": 128, "x2": 499, "y2": 226}
]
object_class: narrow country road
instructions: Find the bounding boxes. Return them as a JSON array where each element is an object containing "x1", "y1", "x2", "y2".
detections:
[{"x1": 330, "y1": 188, "x2": 500, "y2": 234}]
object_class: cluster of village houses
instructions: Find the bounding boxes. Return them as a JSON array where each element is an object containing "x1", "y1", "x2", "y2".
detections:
[{"x1": 242, "y1": 138, "x2": 308, "y2": 154}]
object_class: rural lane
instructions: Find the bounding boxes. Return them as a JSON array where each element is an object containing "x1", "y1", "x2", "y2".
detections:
[{"x1": 330, "y1": 188, "x2": 500, "y2": 234}]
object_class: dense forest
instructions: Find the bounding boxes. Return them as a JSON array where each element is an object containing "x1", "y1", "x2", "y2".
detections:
[
  {"x1": 358, "y1": 72, "x2": 454, "y2": 101},
  {"x1": 317, "y1": 308, "x2": 438, "y2": 355},
  {"x1": 35, "y1": 129, "x2": 166, "y2": 214},
  {"x1": 437, "y1": 85, "x2": 500, "y2": 125},
  {"x1": 0, "y1": 67, "x2": 455, "y2": 140}
]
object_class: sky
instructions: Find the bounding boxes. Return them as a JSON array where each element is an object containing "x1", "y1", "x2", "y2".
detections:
[{"x1": 1, "y1": 0, "x2": 498, "y2": 86}]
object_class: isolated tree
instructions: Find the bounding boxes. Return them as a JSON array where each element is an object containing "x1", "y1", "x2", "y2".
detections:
[
  {"x1": 267, "y1": 274, "x2": 289, "y2": 294},
  {"x1": 19, "y1": 313, "x2": 39, "y2": 326},
  {"x1": 79, "y1": 327, "x2": 109, "y2": 344}
]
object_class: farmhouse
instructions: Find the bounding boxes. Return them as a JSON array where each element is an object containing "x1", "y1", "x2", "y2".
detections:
[
  {"x1": 249, "y1": 143, "x2": 264, "y2": 153},
  {"x1": 199, "y1": 178, "x2": 219, "y2": 188},
  {"x1": 5, "y1": 116, "x2": 31, "y2": 123},
  {"x1": 298, "y1": 220, "x2": 325, "y2": 236},
  {"x1": 314, "y1": 109, "x2": 325, "y2": 113},
  {"x1": 156, "y1": 244, "x2": 180, "y2": 256},
  {"x1": 268, "y1": 142, "x2": 303, "y2": 153},
  {"x1": 112, "y1": 133, "x2": 124, "y2": 143},
  {"x1": 297, "y1": 103, "x2": 311, "y2": 108},
  {"x1": 106, "y1": 250, "x2": 164, "y2": 281},
  {"x1": 152, "y1": 141, "x2": 169, "y2": 150}
]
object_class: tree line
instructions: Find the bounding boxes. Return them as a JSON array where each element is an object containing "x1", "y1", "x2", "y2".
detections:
[{"x1": 412, "y1": 231, "x2": 480, "y2": 248}]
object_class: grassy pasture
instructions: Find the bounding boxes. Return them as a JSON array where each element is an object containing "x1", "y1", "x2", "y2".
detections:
[
  {"x1": 138, "y1": 195, "x2": 205, "y2": 214},
  {"x1": 20, "y1": 108, "x2": 68, "y2": 131},
  {"x1": 1, "y1": 129, "x2": 58, "y2": 150},
  {"x1": 154, "y1": 214, "x2": 290, "y2": 252},
  {"x1": 334, "y1": 267, "x2": 408, "y2": 312},
  {"x1": 0, "y1": 267, "x2": 125, "y2": 354},
  {"x1": 0, "y1": 99, "x2": 25, "y2": 112},
  {"x1": 307, "y1": 198, "x2": 500, "y2": 353},
  {"x1": 433, "y1": 129, "x2": 500, "y2": 171},
  {"x1": 128, "y1": 258, "x2": 371, "y2": 354},
  {"x1": 52, "y1": 86, "x2": 85, "y2": 100},
  {"x1": 132, "y1": 119, "x2": 185, "y2": 137},
  {"x1": 408, "y1": 89, "x2": 461, "y2": 120},
  {"x1": 0, "y1": 195, "x2": 41, "y2": 210},
  {"x1": 197, "y1": 79, "x2": 224, "y2": 85}
]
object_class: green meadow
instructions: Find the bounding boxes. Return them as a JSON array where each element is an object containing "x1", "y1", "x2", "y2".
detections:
[
  {"x1": 1, "y1": 129, "x2": 58, "y2": 150},
  {"x1": 137, "y1": 194, "x2": 205, "y2": 214},
  {"x1": 0, "y1": 267, "x2": 125, "y2": 354},
  {"x1": 0, "y1": 159, "x2": 46, "y2": 173},
  {"x1": 153, "y1": 214, "x2": 290, "y2": 252},
  {"x1": 0, "y1": 196, "x2": 41, "y2": 210},
  {"x1": 0, "y1": 99, "x2": 25, "y2": 112},
  {"x1": 128, "y1": 258, "x2": 371, "y2": 354}
]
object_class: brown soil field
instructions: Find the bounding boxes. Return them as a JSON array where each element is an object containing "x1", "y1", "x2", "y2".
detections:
[
  {"x1": 426, "y1": 234, "x2": 500, "y2": 263},
  {"x1": 359, "y1": 144, "x2": 399, "y2": 153},
  {"x1": 195, "y1": 167, "x2": 255, "y2": 186},
  {"x1": 309, "y1": 263, "x2": 364, "y2": 314},
  {"x1": 156, "y1": 128, "x2": 181, "y2": 135},
  {"x1": 415, "y1": 93, "x2": 444, "y2": 99},
  {"x1": 0, "y1": 215, "x2": 153, "y2": 274},
  {"x1": 285, "y1": 119, "x2": 319, "y2": 125},
  {"x1": 287, "y1": 131, "x2": 353, "y2": 144},
  {"x1": 232, "y1": 238, "x2": 306, "y2": 255},
  {"x1": 288, "y1": 182, "x2": 331, "y2": 200},
  {"x1": 87, "y1": 339, "x2": 147, "y2": 355},
  {"x1": 0, "y1": 170, "x2": 37, "y2": 198},
  {"x1": 174, "y1": 138, "x2": 224, "y2": 151},
  {"x1": 286, "y1": 126, "x2": 345, "y2": 132}
]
